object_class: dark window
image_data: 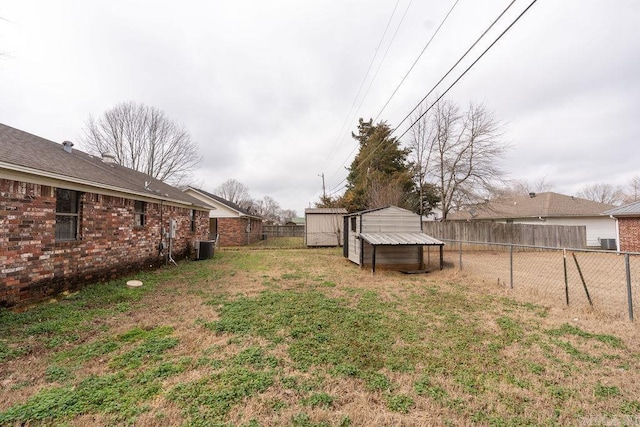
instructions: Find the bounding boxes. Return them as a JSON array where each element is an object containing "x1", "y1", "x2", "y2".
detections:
[
  {"x1": 350, "y1": 217, "x2": 357, "y2": 232},
  {"x1": 134, "y1": 201, "x2": 146, "y2": 226},
  {"x1": 191, "y1": 209, "x2": 196, "y2": 232},
  {"x1": 55, "y1": 189, "x2": 79, "y2": 240}
]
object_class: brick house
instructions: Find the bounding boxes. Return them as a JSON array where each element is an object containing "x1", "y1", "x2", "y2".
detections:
[
  {"x1": 0, "y1": 123, "x2": 210, "y2": 307},
  {"x1": 603, "y1": 202, "x2": 640, "y2": 252},
  {"x1": 184, "y1": 187, "x2": 264, "y2": 246}
]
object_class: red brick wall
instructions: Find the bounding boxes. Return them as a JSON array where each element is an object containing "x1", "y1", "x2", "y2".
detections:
[
  {"x1": 216, "y1": 217, "x2": 263, "y2": 246},
  {"x1": 618, "y1": 217, "x2": 640, "y2": 252},
  {"x1": 0, "y1": 179, "x2": 209, "y2": 307}
]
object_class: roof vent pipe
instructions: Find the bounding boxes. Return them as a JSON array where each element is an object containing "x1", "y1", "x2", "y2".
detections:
[
  {"x1": 62, "y1": 141, "x2": 74, "y2": 153},
  {"x1": 529, "y1": 192, "x2": 536, "y2": 198},
  {"x1": 101, "y1": 153, "x2": 116, "y2": 163}
]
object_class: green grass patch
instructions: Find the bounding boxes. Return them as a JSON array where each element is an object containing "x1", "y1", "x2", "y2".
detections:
[{"x1": 168, "y1": 366, "x2": 274, "y2": 424}]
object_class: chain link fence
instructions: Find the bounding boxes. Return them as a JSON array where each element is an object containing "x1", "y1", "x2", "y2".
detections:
[{"x1": 424, "y1": 240, "x2": 640, "y2": 321}]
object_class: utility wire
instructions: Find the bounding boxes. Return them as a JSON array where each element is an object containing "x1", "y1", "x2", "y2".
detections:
[
  {"x1": 392, "y1": 0, "x2": 518, "y2": 134},
  {"x1": 325, "y1": 0, "x2": 412, "y2": 186},
  {"x1": 326, "y1": 0, "x2": 454, "y2": 191},
  {"x1": 354, "y1": 0, "x2": 533, "y2": 174},
  {"x1": 373, "y1": 0, "x2": 459, "y2": 123},
  {"x1": 327, "y1": 0, "x2": 537, "y2": 195},
  {"x1": 321, "y1": 0, "x2": 402, "y2": 174},
  {"x1": 397, "y1": 0, "x2": 538, "y2": 141}
]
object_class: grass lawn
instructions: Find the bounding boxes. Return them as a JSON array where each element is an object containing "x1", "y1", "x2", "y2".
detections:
[{"x1": 1, "y1": 244, "x2": 639, "y2": 426}]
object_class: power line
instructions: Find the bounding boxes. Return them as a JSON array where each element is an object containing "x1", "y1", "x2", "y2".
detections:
[
  {"x1": 325, "y1": 0, "x2": 413, "y2": 186},
  {"x1": 373, "y1": 0, "x2": 460, "y2": 123},
  {"x1": 392, "y1": 0, "x2": 518, "y2": 134},
  {"x1": 353, "y1": 0, "x2": 534, "y2": 174},
  {"x1": 325, "y1": 0, "x2": 538, "y2": 198},
  {"x1": 321, "y1": 0, "x2": 402, "y2": 174},
  {"x1": 396, "y1": 0, "x2": 538, "y2": 141},
  {"x1": 325, "y1": 0, "x2": 456, "y2": 191}
]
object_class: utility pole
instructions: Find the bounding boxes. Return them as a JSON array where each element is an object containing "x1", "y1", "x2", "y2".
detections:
[{"x1": 319, "y1": 173, "x2": 326, "y2": 199}]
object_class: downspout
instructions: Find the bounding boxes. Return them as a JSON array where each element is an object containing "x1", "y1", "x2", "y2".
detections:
[
  {"x1": 611, "y1": 215, "x2": 620, "y2": 253},
  {"x1": 158, "y1": 200, "x2": 165, "y2": 257}
]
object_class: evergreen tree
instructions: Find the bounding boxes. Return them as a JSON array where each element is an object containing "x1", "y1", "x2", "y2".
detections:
[{"x1": 342, "y1": 118, "x2": 413, "y2": 212}]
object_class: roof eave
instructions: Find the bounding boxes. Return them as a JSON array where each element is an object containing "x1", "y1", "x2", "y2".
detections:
[{"x1": 1, "y1": 161, "x2": 205, "y2": 209}]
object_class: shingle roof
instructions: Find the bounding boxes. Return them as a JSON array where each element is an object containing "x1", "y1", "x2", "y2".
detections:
[
  {"x1": 186, "y1": 187, "x2": 263, "y2": 219},
  {"x1": 603, "y1": 201, "x2": 640, "y2": 217},
  {"x1": 448, "y1": 192, "x2": 615, "y2": 220},
  {"x1": 0, "y1": 123, "x2": 207, "y2": 208}
]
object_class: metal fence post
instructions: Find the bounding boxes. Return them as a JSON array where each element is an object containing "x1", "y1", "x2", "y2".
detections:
[
  {"x1": 510, "y1": 245, "x2": 514, "y2": 289},
  {"x1": 563, "y1": 249, "x2": 569, "y2": 306},
  {"x1": 625, "y1": 254, "x2": 634, "y2": 321},
  {"x1": 459, "y1": 240, "x2": 463, "y2": 271}
]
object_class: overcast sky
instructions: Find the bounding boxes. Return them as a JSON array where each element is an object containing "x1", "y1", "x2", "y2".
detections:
[{"x1": 2, "y1": 1, "x2": 639, "y2": 215}]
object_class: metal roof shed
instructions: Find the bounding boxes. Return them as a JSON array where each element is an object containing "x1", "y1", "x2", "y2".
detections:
[
  {"x1": 305, "y1": 207, "x2": 347, "y2": 247},
  {"x1": 343, "y1": 206, "x2": 444, "y2": 273}
]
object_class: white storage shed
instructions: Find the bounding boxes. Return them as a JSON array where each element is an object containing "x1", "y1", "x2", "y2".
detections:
[
  {"x1": 343, "y1": 206, "x2": 444, "y2": 273},
  {"x1": 305, "y1": 208, "x2": 347, "y2": 247}
]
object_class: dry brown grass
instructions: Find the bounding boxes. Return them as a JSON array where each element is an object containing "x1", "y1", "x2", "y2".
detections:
[
  {"x1": 1, "y1": 246, "x2": 639, "y2": 426},
  {"x1": 440, "y1": 247, "x2": 640, "y2": 322}
]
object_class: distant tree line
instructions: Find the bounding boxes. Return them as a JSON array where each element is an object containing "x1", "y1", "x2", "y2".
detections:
[{"x1": 213, "y1": 178, "x2": 297, "y2": 224}]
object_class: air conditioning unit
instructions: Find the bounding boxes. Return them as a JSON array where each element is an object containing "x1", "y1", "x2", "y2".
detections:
[
  {"x1": 196, "y1": 240, "x2": 215, "y2": 260},
  {"x1": 600, "y1": 238, "x2": 616, "y2": 250}
]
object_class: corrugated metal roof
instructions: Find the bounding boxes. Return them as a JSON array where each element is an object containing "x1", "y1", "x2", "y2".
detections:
[
  {"x1": 360, "y1": 232, "x2": 444, "y2": 246},
  {"x1": 603, "y1": 201, "x2": 640, "y2": 217},
  {"x1": 305, "y1": 208, "x2": 348, "y2": 214}
]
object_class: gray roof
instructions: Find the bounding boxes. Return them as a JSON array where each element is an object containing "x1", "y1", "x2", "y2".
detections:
[
  {"x1": 603, "y1": 201, "x2": 640, "y2": 217},
  {"x1": 360, "y1": 232, "x2": 444, "y2": 246},
  {"x1": 186, "y1": 187, "x2": 263, "y2": 219},
  {"x1": 0, "y1": 123, "x2": 207, "y2": 208},
  {"x1": 448, "y1": 192, "x2": 615, "y2": 220},
  {"x1": 305, "y1": 208, "x2": 348, "y2": 214}
]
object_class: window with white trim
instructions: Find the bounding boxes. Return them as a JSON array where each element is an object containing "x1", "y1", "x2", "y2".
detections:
[
  {"x1": 55, "y1": 188, "x2": 79, "y2": 240},
  {"x1": 134, "y1": 201, "x2": 146, "y2": 226}
]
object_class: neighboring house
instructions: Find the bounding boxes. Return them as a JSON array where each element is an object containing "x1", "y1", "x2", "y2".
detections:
[
  {"x1": 603, "y1": 201, "x2": 640, "y2": 252},
  {"x1": 447, "y1": 192, "x2": 617, "y2": 248},
  {"x1": 305, "y1": 208, "x2": 347, "y2": 247},
  {"x1": 343, "y1": 206, "x2": 444, "y2": 273},
  {"x1": 287, "y1": 217, "x2": 305, "y2": 226},
  {"x1": 183, "y1": 187, "x2": 264, "y2": 246},
  {"x1": 0, "y1": 123, "x2": 210, "y2": 307}
]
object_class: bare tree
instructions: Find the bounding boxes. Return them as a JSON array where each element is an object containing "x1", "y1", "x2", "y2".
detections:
[
  {"x1": 367, "y1": 176, "x2": 408, "y2": 209},
  {"x1": 408, "y1": 104, "x2": 436, "y2": 216},
  {"x1": 577, "y1": 183, "x2": 623, "y2": 205},
  {"x1": 82, "y1": 101, "x2": 201, "y2": 185},
  {"x1": 253, "y1": 196, "x2": 281, "y2": 223},
  {"x1": 623, "y1": 176, "x2": 640, "y2": 204},
  {"x1": 214, "y1": 178, "x2": 252, "y2": 209},
  {"x1": 426, "y1": 100, "x2": 507, "y2": 219},
  {"x1": 493, "y1": 176, "x2": 556, "y2": 198}
]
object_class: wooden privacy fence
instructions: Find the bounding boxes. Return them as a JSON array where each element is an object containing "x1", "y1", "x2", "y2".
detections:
[
  {"x1": 263, "y1": 225, "x2": 305, "y2": 237},
  {"x1": 423, "y1": 221, "x2": 587, "y2": 249}
]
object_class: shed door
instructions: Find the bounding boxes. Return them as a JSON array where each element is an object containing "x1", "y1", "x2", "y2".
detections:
[{"x1": 343, "y1": 216, "x2": 349, "y2": 257}]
